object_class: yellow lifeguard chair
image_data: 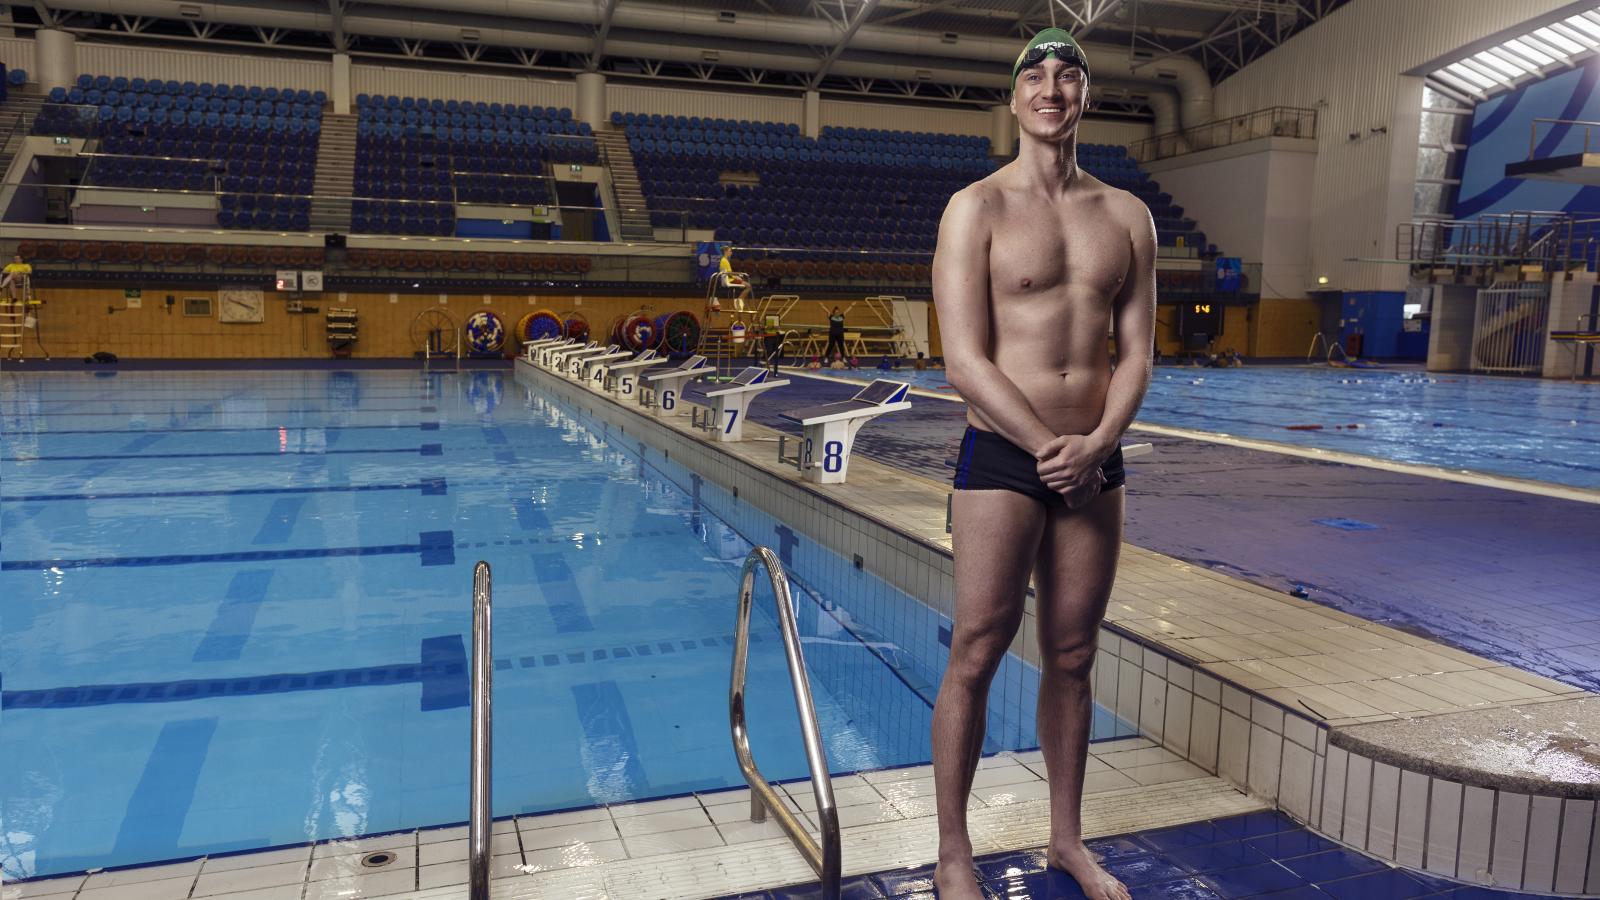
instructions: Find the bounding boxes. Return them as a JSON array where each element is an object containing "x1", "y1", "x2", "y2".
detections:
[{"x1": 1, "y1": 256, "x2": 38, "y2": 360}]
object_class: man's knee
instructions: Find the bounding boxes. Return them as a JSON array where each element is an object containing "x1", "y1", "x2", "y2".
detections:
[
  {"x1": 945, "y1": 623, "x2": 1018, "y2": 684},
  {"x1": 1040, "y1": 636, "x2": 1097, "y2": 679}
]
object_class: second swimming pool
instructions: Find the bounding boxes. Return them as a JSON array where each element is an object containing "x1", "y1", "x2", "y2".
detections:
[{"x1": 819, "y1": 365, "x2": 1600, "y2": 489}]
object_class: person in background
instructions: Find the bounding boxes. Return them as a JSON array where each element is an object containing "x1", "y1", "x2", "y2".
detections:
[
  {"x1": 2, "y1": 254, "x2": 32, "y2": 301},
  {"x1": 822, "y1": 302, "x2": 854, "y2": 363},
  {"x1": 915, "y1": 351, "x2": 929, "y2": 371}
]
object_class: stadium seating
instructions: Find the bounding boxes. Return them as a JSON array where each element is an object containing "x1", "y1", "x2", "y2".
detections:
[
  {"x1": 36, "y1": 74, "x2": 324, "y2": 232},
  {"x1": 351, "y1": 94, "x2": 597, "y2": 236}
]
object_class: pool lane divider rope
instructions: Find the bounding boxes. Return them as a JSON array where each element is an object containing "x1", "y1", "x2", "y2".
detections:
[
  {"x1": 3, "y1": 478, "x2": 448, "y2": 504},
  {"x1": 3, "y1": 445, "x2": 444, "y2": 462}
]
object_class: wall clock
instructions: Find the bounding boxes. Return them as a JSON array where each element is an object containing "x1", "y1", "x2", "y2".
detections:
[{"x1": 219, "y1": 289, "x2": 265, "y2": 324}]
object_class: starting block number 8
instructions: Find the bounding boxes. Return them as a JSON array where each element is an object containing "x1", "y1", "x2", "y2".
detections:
[
  {"x1": 803, "y1": 438, "x2": 845, "y2": 473},
  {"x1": 822, "y1": 440, "x2": 843, "y2": 473}
]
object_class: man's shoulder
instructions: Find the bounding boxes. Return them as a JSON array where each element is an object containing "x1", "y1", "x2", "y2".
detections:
[
  {"x1": 941, "y1": 173, "x2": 1009, "y2": 229},
  {"x1": 1092, "y1": 180, "x2": 1153, "y2": 224}
]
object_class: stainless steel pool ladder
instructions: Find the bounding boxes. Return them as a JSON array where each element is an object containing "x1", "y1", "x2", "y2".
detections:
[
  {"x1": 470, "y1": 562, "x2": 492, "y2": 900},
  {"x1": 729, "y1": 547, "x2": 841, "y2": 900}
]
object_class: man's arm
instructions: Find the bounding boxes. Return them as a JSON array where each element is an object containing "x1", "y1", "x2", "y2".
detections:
[
  {"x1": 932, "y1": 186, "x2": 1059, "y2": 455},
  {"x1": 1086, "y1": 200, "x2": 1157, "y2": 454}
]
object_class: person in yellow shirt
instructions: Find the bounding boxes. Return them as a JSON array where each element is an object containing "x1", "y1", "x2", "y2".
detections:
[{"x1": 2, "y1": 255, "x2": 33, "y2": 302}]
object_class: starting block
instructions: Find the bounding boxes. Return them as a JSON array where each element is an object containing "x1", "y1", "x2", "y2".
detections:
[
  {"x1": 523, "y1": 337, "x2": 566, "y2": 363},
  {"x1": 529, "y1": 337, "x2": 572, "y2": 365},
  {"x1": 778, "y1": 380, "x2": 911, "y2": 483},
  {"x1": 536, "y1": 338, "x2": 580, "y2": 368},
  {"x1": 547, "y1": 340, "x2": 599, "y2": 373},
  {"x1": 581, "y1": 346, "x2": 636, "y2": 390},
  {"x1": 642, "y1": 354, "x2": 711, "y2": 416},
  {"x1": 562, "y1": 343, "x2": 621, "y2": 380},
  {"x1": 693, "y1": 366, "x2": 790, "y2": 442},
  {"x1": 605, "y1": 349, "x2": 665, "y2": 400}
]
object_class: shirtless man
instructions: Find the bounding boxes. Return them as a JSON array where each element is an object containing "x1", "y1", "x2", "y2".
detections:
[{"x1": 929, "y1": 28, "x2": 1155, "y2": 900}]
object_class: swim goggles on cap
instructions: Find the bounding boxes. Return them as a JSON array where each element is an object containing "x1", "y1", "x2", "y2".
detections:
[{"x1": 1014, "y1": 41, "x2": 1089, "y2": 81}]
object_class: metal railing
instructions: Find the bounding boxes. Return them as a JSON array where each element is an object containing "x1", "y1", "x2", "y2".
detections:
[
  {"x1": 728, "y1": 547, "x2": 840, "y2": 900},
  {"x1": 1131, "y1": 106, "x2": 1317, "y2": 163},
  {"x1": 469, "y1": 560, "x2": 493, "y2": 900},
  {"x1": 1397, "y1": 210, "x2": 1600, "y2": 271},
  {"x1": 1528, "y1": 118, "x2": 1600, "y2": 158}
]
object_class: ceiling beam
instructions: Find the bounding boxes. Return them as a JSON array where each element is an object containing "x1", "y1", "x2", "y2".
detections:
[
  {"x1": 589, "y1": 0, "x2": 619, "y2": 71},
  {"x1": 31, "y1": 0, "x2": 54, "y2": 27},
  {"x1": 809, "y1": 0, "x2": 882, "y2": 89},
  {"x1": 328, "y1": 0, "x2": 346, "y2": 51},
  {"x1": 873, "y1": 0, "x2": 968, "y2": 28},
  {"x1": 1071, "y1": 0, "x2": 1131, "y2": 40}
]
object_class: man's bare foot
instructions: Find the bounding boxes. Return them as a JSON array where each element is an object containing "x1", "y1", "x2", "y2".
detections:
[
  {"x1": 1047, "y1": 842, "x2": 1131, "y2": 900},
  {"x1": 932, "y1": 849, "x2": 988, "y2": 900}
]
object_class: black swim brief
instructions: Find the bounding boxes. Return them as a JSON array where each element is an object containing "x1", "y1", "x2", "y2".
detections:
[{"x1": 952, "y1": 426, "x2": 1125, "y2": 505}]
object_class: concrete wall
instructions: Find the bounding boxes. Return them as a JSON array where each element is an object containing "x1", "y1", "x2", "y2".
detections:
[
  {"x1": 1143, "y1": 136, "x2": 1317, "y2": 298},
  {"x1": 1209, "y1": 0, "x2": 1579, "y2": 292},
  {"x1": 1544, "y1": 272, "x2": 1599, "y2": 379},
  {"x1": 1426, "y1": 283, "x2": 1479, "y2": 372}
]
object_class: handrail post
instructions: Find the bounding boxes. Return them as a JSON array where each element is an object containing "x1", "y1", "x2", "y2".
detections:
[
  {"x1": 469, "y1": 561, "x2": 493, "y2": 900},
  {"x1": 729, "y1": 547, "x2": 840, "y2": 900}
]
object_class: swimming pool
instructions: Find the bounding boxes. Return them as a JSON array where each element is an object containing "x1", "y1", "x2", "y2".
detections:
[
  {"x1": 0, "y1": 369, "x2": 1130, "y2": 879},
  {"x1": 819, "y1": 366, "x2": 1600, "y2": 489}
]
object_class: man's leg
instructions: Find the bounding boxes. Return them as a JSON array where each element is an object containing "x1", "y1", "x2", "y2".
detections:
[
  {"x1": 1033, "y1": 486, "x2": 1129, "y2": 900},
  {"x1": 932, "y1": 489, "x2": 1045, "y2": 899}
]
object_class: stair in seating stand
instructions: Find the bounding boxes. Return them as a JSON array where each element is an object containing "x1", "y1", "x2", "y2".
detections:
[
  {"x1": 311, "y1": 112, "x2": 357, "y2": 233},
  {"x1": 594, "y1": 128, "x2": 655, "y2": 241}
]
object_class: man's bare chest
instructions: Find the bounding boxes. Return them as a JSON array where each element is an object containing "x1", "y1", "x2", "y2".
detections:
[{"x1": 988, "y1": 220, "x2": 1130, "y2": 297}]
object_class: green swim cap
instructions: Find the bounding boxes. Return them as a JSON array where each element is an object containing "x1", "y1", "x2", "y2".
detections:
[{"x1": 1011, "y1": 27, "x2": 1090, "y2": 86}]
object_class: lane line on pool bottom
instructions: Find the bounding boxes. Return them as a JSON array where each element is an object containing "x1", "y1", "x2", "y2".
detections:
[
  {"x1": 112, "y1": 718, "x2": 217, "y2": 861},
  {"x1": 3, "y1": 635, "x2": 468, "y2": 713},
  {"x1": 192, "y1": 570, "x2": 275, "y2": 662},
  {"x1": 1, "y1": 530, "x2": 455, "y2": 570}
]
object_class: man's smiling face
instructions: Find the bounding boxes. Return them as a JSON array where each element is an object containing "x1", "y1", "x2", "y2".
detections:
[{"x1": 1010, "y1": 55, "x2": 1088, "y2": 142}]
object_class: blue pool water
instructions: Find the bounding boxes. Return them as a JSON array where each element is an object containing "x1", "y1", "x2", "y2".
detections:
[
  {"x1": 0, "y1": 369, "x2": 1130, "y2": 879},
  {"x1": 820, "y1": 366, "x2": 1600, "y2": 489}
]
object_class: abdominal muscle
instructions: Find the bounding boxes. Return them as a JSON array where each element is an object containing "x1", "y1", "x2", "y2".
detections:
[{"x1": 964, "y1": 290, "x2": 1114, "y2": 442}]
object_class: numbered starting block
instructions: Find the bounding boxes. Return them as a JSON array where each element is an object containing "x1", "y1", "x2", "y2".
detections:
[
  {"x1": 547, "y1": 340, "x2": 599, "y2": 374},
  {"x1": 692, "y1": 367, "x2": 790, "y2": 442},
  {"x1": 605, "y1": 349, "x2": 665, "y2": 400},
  {"x1": 642, "y1": 354, "x2": 711, "y2": 417},
  {"x1": 536, "y1": 338, "x2": 580, "y2": 368},
  {"x1": 523, "y1": 337, "x2": 566, "y2": 363},
  {"x1": 779, "y1": 380, "x2": 911, "y2": 483},
  {"x1": 581, "y1": 346, "x2": 636, "y2": 390},
  {"x1": 563, "y1": 343, "x2": 621, "y2": 380}
]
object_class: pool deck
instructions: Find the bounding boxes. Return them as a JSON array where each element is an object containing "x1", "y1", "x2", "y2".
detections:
[
  {"x1": 512, "y1": 359, "x2": 1597, "y2": 896},
  {"x1": 10, "y1": 358, "x2": 1598, "y2": 900},
  {"x1": 704, "y1": 369, "x2": 1600, "y2": 695}
]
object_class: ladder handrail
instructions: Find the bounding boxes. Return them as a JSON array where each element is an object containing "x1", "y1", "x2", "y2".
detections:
[
  {"x1": 728, "y1": 547, "x2": 840, "y2": 900},
  {"x1": 469, "y1": 561, "x2": 493, "y2": 900},
  {"x1": 1305, "y1": 332, "x2": 1329, "y2": 364}
]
